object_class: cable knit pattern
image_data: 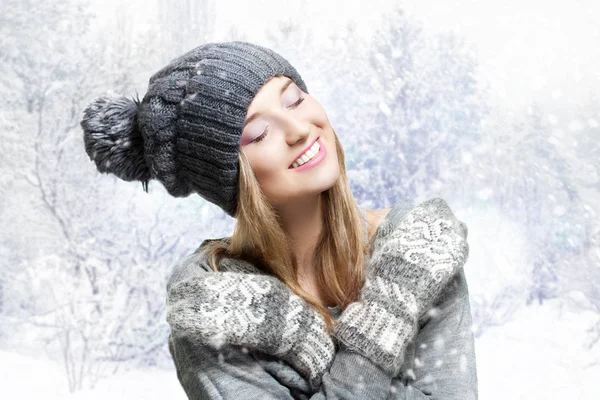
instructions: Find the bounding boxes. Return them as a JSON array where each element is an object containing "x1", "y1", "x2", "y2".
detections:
[{"x1": 333, "y1": 197, "x2": 469, "y2": 376}]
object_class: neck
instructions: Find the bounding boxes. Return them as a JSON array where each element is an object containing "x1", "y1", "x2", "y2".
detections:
[{"x1": 276, "y1": 194, "x2": 324, "y2": 278}]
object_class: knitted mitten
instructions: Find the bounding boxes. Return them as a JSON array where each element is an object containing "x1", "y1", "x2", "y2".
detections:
[
  {"x1": 333, "y1": 198, "x2": 470, "y2": 376},
  {"x1": 167, "y1": 271, "x2": 335, "y2": 390}
]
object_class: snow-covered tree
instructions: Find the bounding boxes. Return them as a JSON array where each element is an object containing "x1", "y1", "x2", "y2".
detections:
[
  {"x1": 0, "y1": 0, "x2": 233, "y2": 392},
  {"x1": 346, "y1": 7, "x2": 487, "y2": 207},
  {"x1": 156, "y1": 0, "x2": 216, "y2": 55}
]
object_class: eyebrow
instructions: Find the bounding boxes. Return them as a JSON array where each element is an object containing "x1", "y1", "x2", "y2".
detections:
[{"x1": 243, "y1": 78, "x2": 294, "y2": 127}]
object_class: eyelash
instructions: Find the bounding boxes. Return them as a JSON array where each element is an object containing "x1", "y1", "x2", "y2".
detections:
[{"x1": 253, "y1": 96, "x2": 305, "y2": 143}]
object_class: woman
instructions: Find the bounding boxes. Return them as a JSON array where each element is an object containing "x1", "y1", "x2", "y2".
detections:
[{"x1": 80, "y1": 41, "x2": 478, "y2": 399}]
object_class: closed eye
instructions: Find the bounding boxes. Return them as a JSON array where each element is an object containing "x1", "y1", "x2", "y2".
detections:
[
  {"x1": 252, "y1": 94, "x2": 305, "y2": 144},
  {"x1": 290, "y1": 97, "x2": 305, "y2": 108}
]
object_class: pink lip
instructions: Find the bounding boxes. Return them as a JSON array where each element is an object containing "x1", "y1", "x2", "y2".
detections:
[{"x1": 289, "y1": 138, "x2": 327, "y2": 171}]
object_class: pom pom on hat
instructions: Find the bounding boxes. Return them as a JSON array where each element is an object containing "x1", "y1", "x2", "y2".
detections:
[{"x1": 81, "y1": 94, "x2": 151, "y2": 191}]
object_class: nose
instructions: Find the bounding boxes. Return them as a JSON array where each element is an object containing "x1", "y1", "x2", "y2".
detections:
[{"x1": 283, "y1": 115, "x2": 311, "y2": 146}]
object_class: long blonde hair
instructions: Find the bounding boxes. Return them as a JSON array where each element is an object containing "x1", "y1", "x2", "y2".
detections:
[{"x1": 200, "y1": 131, "x2": 370, "y2": 332}]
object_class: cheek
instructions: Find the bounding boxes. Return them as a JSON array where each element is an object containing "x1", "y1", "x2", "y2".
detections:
[
  {"x1": 304, "y1": 98, "x2": 330, "y2": 126},
  {"x1": 246, "y1": 150, "x2": 286, "y2": 184}
]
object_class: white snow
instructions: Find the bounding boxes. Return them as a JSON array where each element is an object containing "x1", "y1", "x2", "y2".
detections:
[
  {"x1": 476, "y1": 298, "x2": 600, "y2": 400},
  {"x1": 0, "y1": 351, "x2": 187, "y2": 400}
]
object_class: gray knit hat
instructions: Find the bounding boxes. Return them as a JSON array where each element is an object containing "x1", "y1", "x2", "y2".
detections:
[{"x1": 80, "y1": 41, "x2": 308, "y2": 217}]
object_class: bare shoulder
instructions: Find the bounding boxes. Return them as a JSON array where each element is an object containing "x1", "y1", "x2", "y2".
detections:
[{"x1": 366, "y1": 206, "x2": 393, "y2": 240}]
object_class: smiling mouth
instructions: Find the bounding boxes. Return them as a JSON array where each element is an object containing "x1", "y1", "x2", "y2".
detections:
[
  {"x1": 289, "y1": 138, "x2": 319, "y2": 168},
  {"x1": 288, "y1": 138, "x2": 326, "y2": 170},
  {"x1": 289, "y1": 140, "x2": 317, "y2": 168}
]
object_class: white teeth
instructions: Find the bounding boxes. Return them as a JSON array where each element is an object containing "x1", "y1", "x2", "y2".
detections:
[{"x1": 291, "y1": 140, "x2": 321, "y2": 168}]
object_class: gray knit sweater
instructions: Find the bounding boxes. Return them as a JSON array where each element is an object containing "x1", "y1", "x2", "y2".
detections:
[{"x1": 166, "y1": 200, "x2": 478, "y2": 399}]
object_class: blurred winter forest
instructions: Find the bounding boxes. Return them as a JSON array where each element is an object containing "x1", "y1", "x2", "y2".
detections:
[{"x1": 1, "y1": 0, "x2": 598, "y2": 398}]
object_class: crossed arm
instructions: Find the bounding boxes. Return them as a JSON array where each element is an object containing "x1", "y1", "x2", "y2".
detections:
[{"x1": 167, "y1": 265, "x2": 477, "y2": 400}]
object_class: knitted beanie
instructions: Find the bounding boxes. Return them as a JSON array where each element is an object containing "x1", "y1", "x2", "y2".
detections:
[{"x1": 80, "y1": 41, "x2": 308, "y2": 217}]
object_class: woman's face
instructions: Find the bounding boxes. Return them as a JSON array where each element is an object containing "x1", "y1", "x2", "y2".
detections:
[{"x1": 240, "y1": 76, "x2": 340, "y2": 208}]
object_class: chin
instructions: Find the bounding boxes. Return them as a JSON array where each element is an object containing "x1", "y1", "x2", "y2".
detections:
[
  {"x1": 312, "y1": 166, "x2": 341, "y2": 192},
  {"x1": 271, "y1": 171, "x2": 340, "y2": 205}
]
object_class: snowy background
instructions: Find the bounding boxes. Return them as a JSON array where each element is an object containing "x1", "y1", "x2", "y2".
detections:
[{"x1": 1, "y1": 0, "x2": 599, "y2": 398}]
